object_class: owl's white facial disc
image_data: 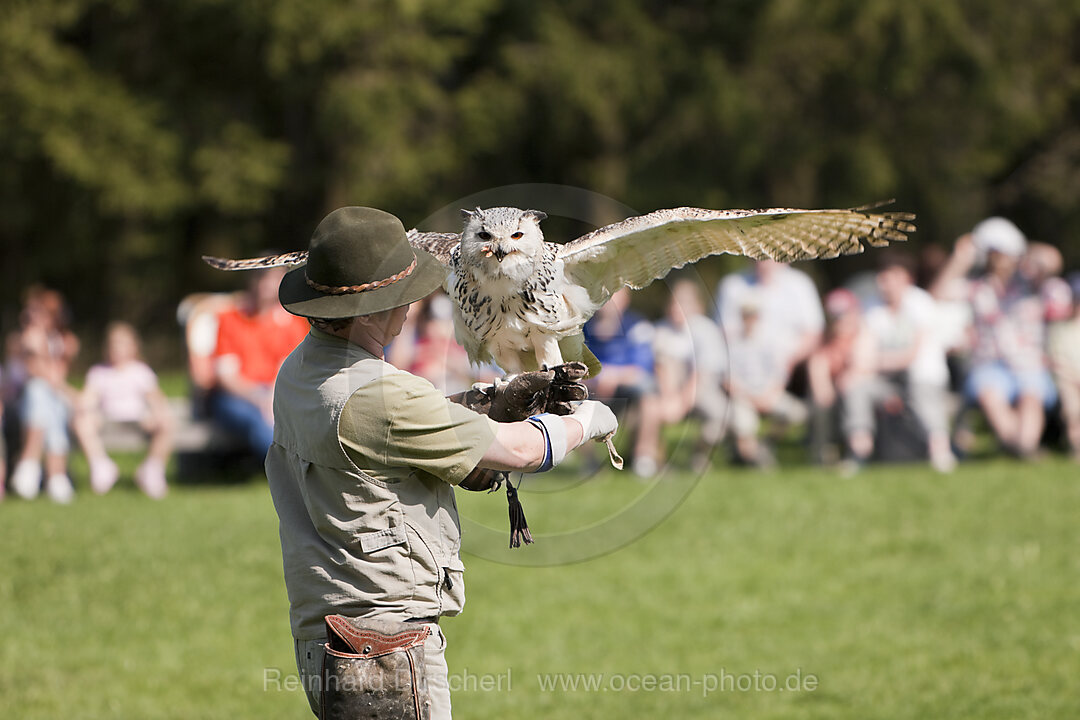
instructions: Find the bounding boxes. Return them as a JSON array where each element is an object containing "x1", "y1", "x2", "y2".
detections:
[{"x1": 460, "y1": 207, "x2": 547, "y2": 269}]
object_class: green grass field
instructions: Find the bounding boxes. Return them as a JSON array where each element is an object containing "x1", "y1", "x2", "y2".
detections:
[{"x1": 1, "y1": 455, "x2": 1077, "y2": 719}]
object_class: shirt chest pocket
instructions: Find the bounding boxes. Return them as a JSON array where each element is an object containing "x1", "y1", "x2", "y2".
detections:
[{"x1": 357, "y1": 524, "x2": 407, "y2": 554}]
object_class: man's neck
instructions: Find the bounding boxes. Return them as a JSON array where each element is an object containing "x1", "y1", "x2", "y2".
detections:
[{"x1": 325, "y1": 322, "x2": 385, "y2": 359}]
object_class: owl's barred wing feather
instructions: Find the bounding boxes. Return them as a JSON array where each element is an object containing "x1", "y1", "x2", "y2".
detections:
[
  {"x1": 201, "y1": 250, "x2": 308, "y2": 271},
  {"x1": 406, "y1": 230, "x2": 460, "y2": 266},
  {"x1": 556, "y1": 206, "x2": 915, "y2": 305},
  {"x1": 201, "y1": 230, "x2": 461, "y2": 272}
]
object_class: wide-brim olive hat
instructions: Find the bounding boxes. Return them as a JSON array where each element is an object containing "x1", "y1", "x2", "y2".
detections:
[{"x1": 279, "y1": 207, "x2": 447, "y2": 318}]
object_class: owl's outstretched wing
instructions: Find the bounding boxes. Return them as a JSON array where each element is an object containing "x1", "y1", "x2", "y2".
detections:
[
  {"x1": 406, "y1": 230, "x2": 460, "y2": 266},
  {"x1": 201, "y1": 250, "x2": 308, "y2": 271},
  {"x1": 201, "y1": 229, "x2": 462, "y2": 272},
  {"x1": 556, "y1": 205, "x2": 915, "y2": 305}
]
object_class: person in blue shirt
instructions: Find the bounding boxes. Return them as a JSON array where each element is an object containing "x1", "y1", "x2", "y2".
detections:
[{"x1": 583, "y1": 288, "x2": 663, "y2": 477}]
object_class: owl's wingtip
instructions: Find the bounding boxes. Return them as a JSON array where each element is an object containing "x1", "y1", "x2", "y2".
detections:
[{"x1": 202, "y1": 255, "x2": 232, "y2": 270}]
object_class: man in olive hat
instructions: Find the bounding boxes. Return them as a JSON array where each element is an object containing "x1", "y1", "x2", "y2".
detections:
[{"x1": 265, "y1": 206, "x2": 618, "y2": 719}]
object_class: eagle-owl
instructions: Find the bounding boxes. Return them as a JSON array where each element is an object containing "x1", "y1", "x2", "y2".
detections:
[
  {"x1": 205, "y1": 203, "x2": 915, "y2": 377},
  {"x1": 450, "y1": 207, "x2": 602, "y2": 375}
]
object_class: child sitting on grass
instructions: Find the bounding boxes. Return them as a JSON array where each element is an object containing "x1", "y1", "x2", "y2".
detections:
[{"x1": 77, "y1": 322, "x2": 173, "y2": 498}]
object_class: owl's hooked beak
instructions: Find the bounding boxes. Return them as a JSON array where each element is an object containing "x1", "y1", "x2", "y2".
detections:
[{"x1": 481, "y1": 244, "x2": 510, "y2": 262}]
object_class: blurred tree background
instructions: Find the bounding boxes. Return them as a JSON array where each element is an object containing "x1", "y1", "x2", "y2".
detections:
[{"x1": 1, "y1": 0, "x2": 1078, "y2": 366}]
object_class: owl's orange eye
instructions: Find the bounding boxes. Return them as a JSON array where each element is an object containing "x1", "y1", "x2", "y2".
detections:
[
  {"x1": 477, "y1": 231, "x2": 491, "y2": 240},
  {"x1": 511, "y1": 232, "x2": 523, "y2": 239}
]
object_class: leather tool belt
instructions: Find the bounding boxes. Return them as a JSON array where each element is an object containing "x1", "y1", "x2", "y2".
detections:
[{"x1": 320, "y1": 615, "x2": 431, "y2": 720}]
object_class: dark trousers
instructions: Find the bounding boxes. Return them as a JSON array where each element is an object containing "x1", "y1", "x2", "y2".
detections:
[{"x1": 208, "y1": 391, "x2": 273, "y2": 461}]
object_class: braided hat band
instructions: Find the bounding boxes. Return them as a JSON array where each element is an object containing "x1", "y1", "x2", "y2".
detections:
[{"x1": 304, "y1": 254, "x2": 417, "y2": 295}]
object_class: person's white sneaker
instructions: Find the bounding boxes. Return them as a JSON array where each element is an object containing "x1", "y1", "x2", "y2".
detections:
[
  {"x1": 89, "y1": 457, "x2": 119, "y2": 494},
  {"x1": 45, "y1": 474, "x2": 75, "y2": 504},
  {"x1": 135, "y1": 459, "x2": 168, "y2": 500},
  {"x1": 754, "y1": 445, "x2": 778, "y2": 471},
  {"x1": 632, "y1": 456, "x2": 658, "y2": 479},
  {"x1": 11, "y1": 460, "x2": 42, "y2": 500},
  {"x1": 931, "y1": 451, "x2": 957, "y2": 474}
]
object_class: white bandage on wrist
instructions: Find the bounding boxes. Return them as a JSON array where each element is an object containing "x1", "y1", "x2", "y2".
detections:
[{"x1": 525, "y1": 413, "x2": 569, "y2": 472}]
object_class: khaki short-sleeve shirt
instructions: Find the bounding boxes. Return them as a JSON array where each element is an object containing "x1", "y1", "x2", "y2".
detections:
[{"x1": 265, "y1": 329, "x2": 498, "y2": 640}]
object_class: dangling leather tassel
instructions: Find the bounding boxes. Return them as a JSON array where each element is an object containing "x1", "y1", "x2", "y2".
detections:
[{"x1": 506, "y1": 481, "x2": 533, "y2": 548}]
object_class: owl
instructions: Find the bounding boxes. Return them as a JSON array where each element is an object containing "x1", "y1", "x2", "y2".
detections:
[{"x1": 205, "y1": 203, "x2": 915, "y2": 377}]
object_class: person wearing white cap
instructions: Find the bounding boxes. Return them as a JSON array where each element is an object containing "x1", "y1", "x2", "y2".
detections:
[
  {"x1": 971, "y1": 216, "x2": 1028, "y2": 261},
  {"x1": 932, "y1": 217, "x2": 1056, "y2": 458}
]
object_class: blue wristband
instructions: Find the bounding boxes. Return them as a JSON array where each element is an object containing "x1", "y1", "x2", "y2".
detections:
[
  {"x1": 525, "y1": 416, "x2": 554, "y2": 472},
  {"x1": 525, "y1": 414, "x2": 569, "y2": 473}
]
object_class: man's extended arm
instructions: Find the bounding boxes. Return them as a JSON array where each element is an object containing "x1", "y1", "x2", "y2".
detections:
[
  {"x1": 450, "y1": 364, "x2": 595, "y2": 490},
  {"x1": 459, "y1": 405, "x2": 613, "y2": 489}
]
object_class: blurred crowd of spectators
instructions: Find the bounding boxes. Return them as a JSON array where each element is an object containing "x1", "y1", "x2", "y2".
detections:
[
  {"x1": 0, "y1": 266, "x2": 306, "y2": 503},
  {"x1": 1, "y1": 288, "x2": 171, "y2": 502},
  {"x1": 2, "y1": 216, "x2": 1077, "y2": 501}
]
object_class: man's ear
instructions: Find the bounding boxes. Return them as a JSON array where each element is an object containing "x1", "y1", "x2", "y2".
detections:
[
  {"x1": 352, "y1": 311, "x2": 382, "y2": 329},
  {"x1": 524, "y1": 209, "x2": 547, "y2": 223}
]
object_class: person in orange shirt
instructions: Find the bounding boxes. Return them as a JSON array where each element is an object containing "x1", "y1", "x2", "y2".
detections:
[{"x1": 210, "y1": 266, "x2": 309, "y2": 461}]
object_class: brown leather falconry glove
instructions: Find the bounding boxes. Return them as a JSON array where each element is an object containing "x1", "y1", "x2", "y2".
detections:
[
  {"x1": 452, "y1": 362, "x2": 589, "y2": 492},
  {"x1": 453, "y1": 362, "x2": 589, "y2": 422}
]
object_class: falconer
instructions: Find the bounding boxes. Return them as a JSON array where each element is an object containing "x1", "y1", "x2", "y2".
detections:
[{"x1": 265, "y1": 207, "x2": 617, "y2": 719}]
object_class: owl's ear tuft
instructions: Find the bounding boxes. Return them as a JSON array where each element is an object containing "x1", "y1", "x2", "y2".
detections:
[
  {"x1": 460, "y1": 208, "x2": 475, "y2": 221},
  {"x1": 524, "y1": 210, "x2": 548, "y2": 223}
]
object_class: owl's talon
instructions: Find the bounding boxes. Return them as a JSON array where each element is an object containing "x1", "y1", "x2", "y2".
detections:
[
  {"x1": 551, "y1": 361, "x2": 588, "y2": 383},
  {"x1": 486, "y1": 472, "x2": 507, "y2": 493},
  {"x1": 547, "y1": 401, "x2": 574, "y2": 416}
]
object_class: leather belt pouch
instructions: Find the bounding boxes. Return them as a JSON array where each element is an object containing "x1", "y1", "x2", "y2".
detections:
[{"x1": 320, "y1": 615, "x2": 432, "y2": 720}]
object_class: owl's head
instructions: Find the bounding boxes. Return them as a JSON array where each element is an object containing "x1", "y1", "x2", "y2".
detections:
[{"x1": 459, "y1": 207, "x2": 547, "y2": 269}]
